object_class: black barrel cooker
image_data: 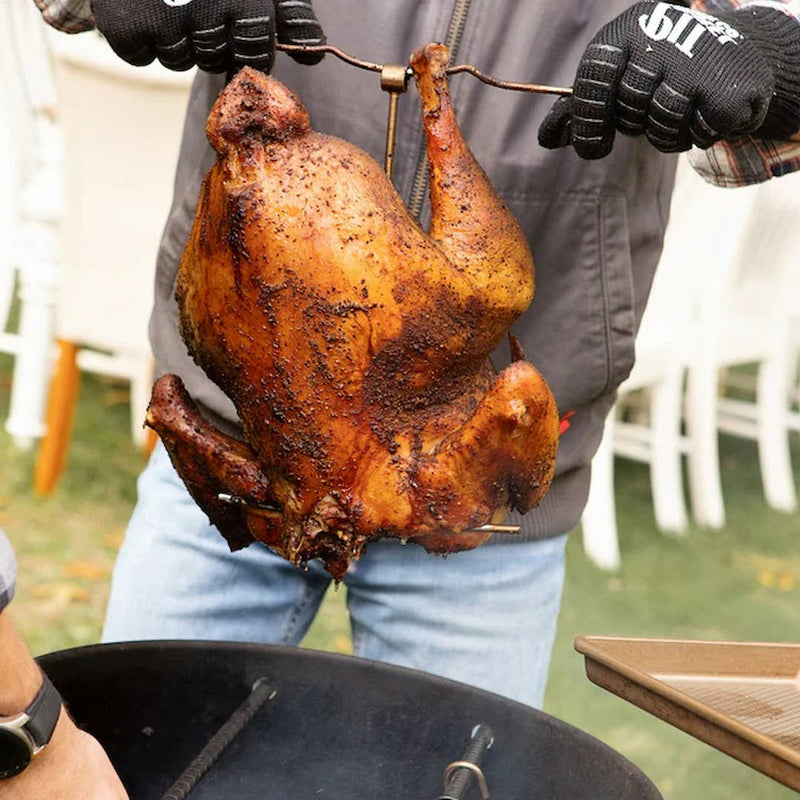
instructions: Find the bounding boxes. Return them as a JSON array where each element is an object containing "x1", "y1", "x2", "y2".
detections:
[{"x1": 39, "y1": 641, "x2": 662, "y2": 799}]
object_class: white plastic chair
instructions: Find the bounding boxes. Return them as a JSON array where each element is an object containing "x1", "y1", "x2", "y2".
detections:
[
  {"x1": 581, "y1": 156, "x2": 761, "y2": 569},
  {"x1": 787, "y1": 252, "x2": 800, "y2": 434},
  {"x1": 710, "y1": 170, "x2": 800, "y2": 514},
  {"x1": 1, "y1": 0, "x2": 63, "y2": 450},
  {"x1": 33, "y1": 31, "x2": 193, "y2": 492}
]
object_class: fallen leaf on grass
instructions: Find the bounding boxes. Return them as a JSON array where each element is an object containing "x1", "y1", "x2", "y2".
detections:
[
  {"x1": 759, "y1": 570, "x2": 777, "y2": 588},
  {"x1": 779, "y1": 573, "x2": 796, "y2": 591},
  {"x1": 33, "y1": 583, "x2": 91, "y2": 603},
  {"x1": 757, "y1": 570, "x2": 795, "y2": 592},
  {"x1": 64, "y1": 561, "x2": 110, "y2": 580},
  {"x1": 332, "y1": 635, "x2": 352, "y2": 654},
  {"x1": 738, "y1": 552, "x2": 799, "y2": 592},
  {"x1": 103, "y1": 531, "x2": 125, "y2": 550}
]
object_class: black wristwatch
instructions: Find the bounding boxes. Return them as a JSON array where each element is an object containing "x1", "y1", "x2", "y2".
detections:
[{"x1": 0, "y1": 672, "x2": 62, "y2": 779}]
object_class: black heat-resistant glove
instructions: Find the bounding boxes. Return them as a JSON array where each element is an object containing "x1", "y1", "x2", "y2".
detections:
[
  {"x1": 91, "y1": 0, "x2": 325, "y2": 73},
  {"x1": 539, "y1": 2, "x2": 800, "y2": 159}
]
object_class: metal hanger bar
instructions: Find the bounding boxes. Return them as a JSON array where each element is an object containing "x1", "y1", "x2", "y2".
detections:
[
  {"x1": 445, "y1": 63, "x2": 573, "y2": 96},
  {"x1": 276, "y1": 43, "x2": 573, "y2": 96},
  {"x1": 277, "y1": 42, "x2": 384, "y2": 72}
]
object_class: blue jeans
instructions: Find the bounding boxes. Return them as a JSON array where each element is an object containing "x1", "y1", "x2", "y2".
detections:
[{"x1": 103, "y1": 444, "x2": 567, "y2": 708}]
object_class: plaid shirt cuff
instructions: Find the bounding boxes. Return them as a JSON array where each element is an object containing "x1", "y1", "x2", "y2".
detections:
[
  {"x1": 690, "y1": 0, "x2": 800, "y2": 186},
  {"x1": 689, "y1": 136, "x2": 800, "y2": 186},
  {"x1": 33, "y1": 0, "x2": 95, "y2": 33},
  {"x1": 696, "y1": 0, "x2": 800, "y2": 20}
]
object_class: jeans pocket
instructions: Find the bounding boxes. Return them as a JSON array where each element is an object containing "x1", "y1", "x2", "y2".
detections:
[{"x1": 495, "y1": 191, "x2": 636, "y2": 413}]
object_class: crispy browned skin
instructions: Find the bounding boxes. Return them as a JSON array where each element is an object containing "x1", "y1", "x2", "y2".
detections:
[{"x1": 147, "y1": 43, "x2": 559, "y2": 579}]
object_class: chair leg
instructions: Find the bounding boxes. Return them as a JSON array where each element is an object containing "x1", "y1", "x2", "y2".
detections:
[
  {"x1": 4, "y1": 261, "x2": 58, "y2": 450},
  {"x1": 650, "y1": 369, "x2": 688, "y2": 534},
  {"x1": 686, "y1": 363, "x2": 726, "y2": 528},
  {"x1": 143, "y1": 427, "x2": 159, "y2": 456},
  {"x1": 129, "y1": 357, "x2": 154, "y2": 450},
  {"x1": 6, "y1": 106, "x2": 62, "y2": 449},
  {"x1": 34, "y1": 340, "x2": 79, "y2": 495},
  {"x1": 757, "y1": 353, "x2": 798, "y2": 512},
  {"x1": 581, "y1": 412, "x2": 621, "y2": 571},
  {"x1": 0, "y1": 263, "x2": 14, "y2": 340}
]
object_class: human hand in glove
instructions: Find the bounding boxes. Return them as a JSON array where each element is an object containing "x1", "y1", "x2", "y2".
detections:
[
  {"x1": 91, "y1": 0, "x2": 325, "y2": 73},
  {"x1": 539, "y1": 2, "x2": 800, "y2": 159}
]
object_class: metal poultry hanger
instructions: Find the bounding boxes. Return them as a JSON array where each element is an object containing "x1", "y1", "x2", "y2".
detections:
[
  {"x1": 276, "y1": 43, "x2": 574, "y2": 180},
  {"x1": 216, "y1": 44, "x2": 572, "y2": 538}
]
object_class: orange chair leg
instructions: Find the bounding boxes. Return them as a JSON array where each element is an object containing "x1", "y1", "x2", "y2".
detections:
[
  {"x1": 34, "y1": 340, "x2": 80, "y2": 495},
  {"x1": 143, "y1": 426, "x2": 159, "y2": 456}
]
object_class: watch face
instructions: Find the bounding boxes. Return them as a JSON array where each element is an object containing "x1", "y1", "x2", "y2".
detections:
[{"x1": 0, "y1": 727, "x2": 33, "y2": 779}]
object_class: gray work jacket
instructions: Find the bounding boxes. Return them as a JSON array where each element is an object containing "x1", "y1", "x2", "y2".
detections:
[{"x1": 149, "y1": 0, "x2": 677, "y2": 544}]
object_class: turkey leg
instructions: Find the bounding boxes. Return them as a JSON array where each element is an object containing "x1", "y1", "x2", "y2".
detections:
[
  {"x1": 145, "y1": 374, "x2": 281, "y2": 552},
  {"x1": 412, "y1": 43, "x2": 535, "y2": 345}
]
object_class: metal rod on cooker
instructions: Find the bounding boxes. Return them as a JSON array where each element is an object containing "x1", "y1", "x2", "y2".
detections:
[
  {"x1": 437, "y1": 724, "x2": 495, "y2": 800},
  {"x1": 159, "y1": 679, "x2": 276, "y2": 800}
]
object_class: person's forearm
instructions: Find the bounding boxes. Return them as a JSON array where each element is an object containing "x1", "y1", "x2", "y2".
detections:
[
  {"x1": 5, "y1": 701, "x2": 130, "y2": 800},
  {"x1": 0, "y1": 611, "x2": 44, "y2": 715},
  {"x1": 0, "y1": 610, "x2": 129, "y2": 798}
]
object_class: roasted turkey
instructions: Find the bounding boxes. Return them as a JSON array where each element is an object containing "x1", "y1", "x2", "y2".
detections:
[{"x1": 146, "y1": 43, "x2": 559, "y2": 579}]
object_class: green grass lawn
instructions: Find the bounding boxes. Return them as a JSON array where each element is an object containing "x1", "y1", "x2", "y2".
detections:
[{"x1": 2, "y1": 351, "x2": 799, "y2": 799}]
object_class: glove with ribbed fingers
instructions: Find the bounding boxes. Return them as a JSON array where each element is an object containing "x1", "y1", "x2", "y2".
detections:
[
  {"x1": 91, "y1": 0, "x2": 325, "y2": 73},
  {"x1": 539, "y1": 2, "x2": 800, "y2": 159}
]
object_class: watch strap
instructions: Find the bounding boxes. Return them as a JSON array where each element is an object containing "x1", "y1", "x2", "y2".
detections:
[{"x1": 24, "y1": 672, "x2": 61, "y2": 749}]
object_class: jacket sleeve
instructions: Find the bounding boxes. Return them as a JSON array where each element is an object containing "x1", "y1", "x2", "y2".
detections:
[
  {"x1": 0, "y1": 531, "x2": 17, "y2": 613},
  {"x1": 32, "y1": 0, "x2": 95, "y2": 34},
  {"x1": 690, "y1": 0, "x2": 800, "y2": 185}
]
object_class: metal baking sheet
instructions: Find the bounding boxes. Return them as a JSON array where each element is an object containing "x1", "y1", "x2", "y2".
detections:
[{"x1": 575, "y1": 636, "x2": 800, "y2": 792}]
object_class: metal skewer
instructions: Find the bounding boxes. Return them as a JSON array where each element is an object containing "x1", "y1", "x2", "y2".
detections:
[
  {"x1": 218, "y1": 493, "x2": 283, "y2": 518},
  {"x1": 474, "y1": 524, "x2": 521, "y2": 534},
  {"x1": 217, "y1": 494, "x2": 520, "y2": 535}
]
